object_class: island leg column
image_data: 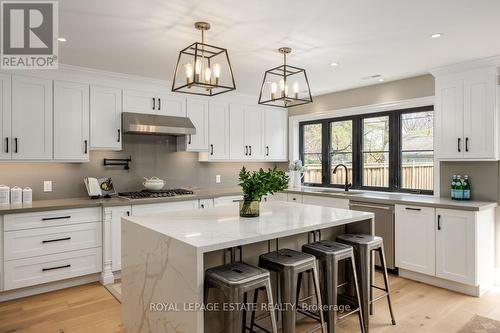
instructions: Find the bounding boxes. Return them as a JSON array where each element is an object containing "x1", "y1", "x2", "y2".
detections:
[{"x1": 121, "y1": 219, "x2": 205, "y2": 333}]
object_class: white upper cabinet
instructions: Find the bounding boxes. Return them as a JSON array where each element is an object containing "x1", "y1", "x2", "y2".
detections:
[
  {"x1": 0, "y1": 74, "x2": 11, "y2": 160},
  {"x1": 123, "y1": 89, "x2": 186, "y2": 117},
  {"x1": 53, "y1": 80, "x2": 90, "y2": 161},
  {"x1": 264, "y1": 107, "x2": 287, "y2": 160},
  {"x1": 208, "y1": 101, "x2": 230, "y2": 160},
  {"x1": 90, "y1": 85, "x2": 122, "y2": 150},
  {"x1": 182, "y1": 98, "x2": 208, "y2": 151},
  {"x1": 11, "y1": 75, "x2": 53, "y2": 160},
  {"x1": 229, "y1": 104, "x2": 265, "y2": 160},
  {"x1": 434, "y1": 64, "x2": 499, "y2": 160}
]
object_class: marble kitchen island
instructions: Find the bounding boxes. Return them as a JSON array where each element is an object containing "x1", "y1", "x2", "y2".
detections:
[{"x1": 121, "y1": 200, "x2": 375, "y2": 333}]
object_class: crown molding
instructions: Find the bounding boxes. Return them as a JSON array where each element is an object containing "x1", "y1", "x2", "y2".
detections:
[{"x1": 430, "y1": 56, "x2": 500, "y2": 77}]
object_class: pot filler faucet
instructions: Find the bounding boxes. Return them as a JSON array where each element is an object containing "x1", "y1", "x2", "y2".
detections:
[{"x1": 332, "y1": 164, "x2": 352, "y2": 192}]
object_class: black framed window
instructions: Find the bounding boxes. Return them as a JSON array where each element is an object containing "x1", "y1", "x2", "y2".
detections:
[{"x1": 299, "y1": 105, "x2": 434, "y2": 194}]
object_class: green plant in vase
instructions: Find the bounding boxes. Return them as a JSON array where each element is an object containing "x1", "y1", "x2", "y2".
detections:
[{"x1": 238, "y1": 166, "x2": 289, "y2": 217}]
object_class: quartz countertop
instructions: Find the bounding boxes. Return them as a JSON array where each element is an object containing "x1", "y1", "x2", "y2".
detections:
[
  {"x1": 285, "y1": 187, "x2": 498, "y2": 211},
  {"x1": 122, "y1": 200, "x2": 374, "y2": 253},
  {"x1": 0, "y1": 188, "x2": 243, "y2": 214}
]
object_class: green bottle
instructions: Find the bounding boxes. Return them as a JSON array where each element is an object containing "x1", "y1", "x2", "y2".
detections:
[
  {"x1": 451, "y1": 175, "x2": 457, "y2": 200},
  {"x1": 463, "y1": 175, "x2": 471, "y2": 201},
  {"x1": 455, "y1": 175, "x2": 463, "y2": 200}
]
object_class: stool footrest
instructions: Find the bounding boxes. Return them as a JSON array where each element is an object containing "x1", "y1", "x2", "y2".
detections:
[
  {"x1": 371, "y1": 292, "x2": 390, "y2": 303},
  {"x1": 297, "y1": 306, "x2": 321, "y2": 321},
  {"x1": 337, "y1": 307, "x2": 361, "y2": 321},
  {"x1": 371, "y1": 284, "x2": 388, "y2": 292},
  {"x1": 246, "y1": 323, "x2": 273, "y2": 333}
]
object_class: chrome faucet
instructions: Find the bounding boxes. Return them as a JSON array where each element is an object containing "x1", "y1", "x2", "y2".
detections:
[{"x1": 333, "y1": 164, "x2": 352, "y2": 192}]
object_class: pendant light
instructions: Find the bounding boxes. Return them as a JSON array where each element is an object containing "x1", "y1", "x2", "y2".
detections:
[
  {"x1": 258, "y1": 47, "x2": 313, "y2": 108},
  {"x1": 172, "y1": 22, "x2": 236, "y2": 96}
]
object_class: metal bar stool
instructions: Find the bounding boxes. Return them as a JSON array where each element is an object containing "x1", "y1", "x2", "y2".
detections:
[
  {"x1": 259, "y1": 249, "x2": 327, "y2": 333},
  {"x1": 336, "y1": 234, "x2": 396, "y2": 332},
  {"x1": 302, "y1": 240, "x2": 365, "y2": 333},
  {"x1": 205, "y1": 262, "x2": 278, "y2": 333}
]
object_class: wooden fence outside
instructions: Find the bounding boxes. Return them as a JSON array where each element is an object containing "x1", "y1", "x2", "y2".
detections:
[{"x1": 303, "y1": 163, "x2": 433, "y2": 190}]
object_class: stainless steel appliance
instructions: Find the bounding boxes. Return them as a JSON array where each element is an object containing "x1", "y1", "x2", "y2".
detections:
[
  {"x1": 118, "y1": 189, "x2": 194, "y2": 199},
  {"x1": 122, "y1": 112, "x2": 196, "y2": 136},
  {"x1": 349, "y1": 201, "x2": 395, "y2": 270}
]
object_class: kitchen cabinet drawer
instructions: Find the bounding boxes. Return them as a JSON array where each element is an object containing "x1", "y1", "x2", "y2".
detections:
[
  {"x1": 198, "y1": 199, "x2": 214, "y2": 209},
  {"x1": 302, "y1": 195, "x2": 349, "y2": 209},
  {"x1": 287, "y1": 194, "x2": 303, "y2": 203},
  {"x1": 4, "y1": 247, "x2": 102, "y2": 290},
  {"x1": 264, "y1": 192, "x2": 288, "y2": 202},
  {"x1": 4, "y1": 222, "x2": 102, "y2": 260},
  {"x1": 4, "y1": 208, "x2": 102, "y2": 231},
  {"x1": 132, "y1": 200, "x2": 198, "y2": 216},
  {"x1": 214, "y1": 195, "x2": 242, "y2": 207}
]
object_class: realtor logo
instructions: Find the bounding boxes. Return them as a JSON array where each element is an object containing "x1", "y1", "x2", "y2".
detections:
[{"x1": 1, "y1": 1, "x2": 58, "y2": 69}]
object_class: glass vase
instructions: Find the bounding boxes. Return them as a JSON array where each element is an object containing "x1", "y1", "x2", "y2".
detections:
[{"x1": 239, "y1": 200, "x2": 260, "y2": 217}]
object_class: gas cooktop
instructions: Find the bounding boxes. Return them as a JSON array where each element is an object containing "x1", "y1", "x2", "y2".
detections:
[{"x1": 118, "y1": 189, "x2": 194, "y2": 199}]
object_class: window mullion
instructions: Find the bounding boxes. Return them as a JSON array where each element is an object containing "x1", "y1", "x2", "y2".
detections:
[{"x1": 322, "y1": 120, "x2": 330, "y2": 186}]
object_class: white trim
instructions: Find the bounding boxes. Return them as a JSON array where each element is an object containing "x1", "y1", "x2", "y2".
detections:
[
  {"x1": 430, "y1": 56, "x2": 500, "y2": 77},
  {"x1": 288, "y1": 95, "x2": 435, "y2": 164}
]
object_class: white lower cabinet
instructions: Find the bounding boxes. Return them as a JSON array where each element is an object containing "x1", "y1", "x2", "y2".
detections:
[
  {"x1": 435, "y1": 208, "x2": 476, "y2": 285},
  {"x1": 199, "y1": 199, "x2": 214, "y2": 209},
  {"x1": 132, "y1": 200, "x2": 199, "y2": 216},
  {"x1": 395, "y1": 205, "x2": 436, "y2": 276},
  {"x1": 302, "y1": 195, "x2": 349, "y2": 209},
  {"x1": 108, "y1": 206, "x2": 131, "y2": 272},
  {"x1": 264, "y1": 192, "x2": 288, "y2": 202},
  {"x1": 214, "y1": 195, "x2": 242, "y2": 207},
  {"x1": 287, "y1": 193, "x2": 303, "y2": 203}
]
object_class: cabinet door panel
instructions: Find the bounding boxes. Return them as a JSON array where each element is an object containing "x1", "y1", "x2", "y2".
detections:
[
  {"x1": 435, "y1": 209, "x2": 475, "y2": 285},
  {"x1": 463, "y1": 75, "x2": 496, "y2": 159},
  {"x1": 186, "y1": 98, "x2": 208, "y2": 151},
  {"x1": 229, "y1": 104, "x2": 246, "y2": 159},
  {"x1": 123, "y1": 89, "x2": 155, "y2": 114},
  {"x1": 208, "y1": 101, "x2": 230, "y2": 160},
  {"x1": 395, "y1": 205, "x2": 435, "y2": 275},
  {"x1": 244, "y1": 106, "x2": 264, "y2": 159},
  {"x1": 157, "y1": 94, "x2": 186, "y2": 117},
  {"x1": 11, "y1": 75, "x2": 53, "y2": 160},
  {"x1": 0, "y1": 74, "x2": 11, "y2": 160},
  {"x1": 90, "y1": 85, "x2": 122, "y2": 150},
  {"x1": 264, "y1": 108, "x2": 287, "y2": 160},
  {"x1": 110, "y1": 206, "x2": 131, "y2": 272},
  {"x1": 436, "y1": 78, "x2": 463, "y2": 159},
  {"x1": 54, "y1": 81, "x2": 90, "y2": 161},
  {"x1": 302, "y1": 195, "x2": 349, "y2": 209}
]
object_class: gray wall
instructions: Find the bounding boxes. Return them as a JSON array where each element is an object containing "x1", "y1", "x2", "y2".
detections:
[
  {"x1": 0, "y1": 135, "x2": 280, "y2": 200},
  {"x1": 289, "y1": 74, "x2": 435, "y2": 116}
]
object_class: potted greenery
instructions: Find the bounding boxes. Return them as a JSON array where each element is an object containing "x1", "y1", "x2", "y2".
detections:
[{"x1": 238, "y1": 166, "x2": 289, "y2": 217}]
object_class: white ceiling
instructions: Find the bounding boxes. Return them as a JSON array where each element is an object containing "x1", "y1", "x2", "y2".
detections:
[{"x1": 59, "y1": 0, "x2": 500, "y2": 96}]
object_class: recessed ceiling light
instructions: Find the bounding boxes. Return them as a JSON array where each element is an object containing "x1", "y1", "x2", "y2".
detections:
[
  {"x1": 57, "y1": 37, "x2": 67, "y2": 42},
  {"x1": 378, "y1": 78, "x2": 385, "y2": 82},
  {"x1": 430, "y1": 33, "x2": 443, "y2": 39},
  {"x1": 330, "y1": 62, "x2": 339, "y2": 67}
]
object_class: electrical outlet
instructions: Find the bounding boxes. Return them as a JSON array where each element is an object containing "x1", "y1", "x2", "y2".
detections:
[
  {"x1": 215, "y1": 175, "x2": 221, "y2": 184},
  {"x1": 43, "y1": 181, "x2": 52, "y2": 192}
]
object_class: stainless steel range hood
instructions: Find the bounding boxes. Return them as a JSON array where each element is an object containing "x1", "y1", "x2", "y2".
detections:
[{"x1": 122, "y1": 112, "x2": 196, "y2": 136}]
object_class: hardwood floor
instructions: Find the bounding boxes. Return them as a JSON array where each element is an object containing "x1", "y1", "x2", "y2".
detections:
[{"x1": 0, "y1": 274, "x2": 499, "y2": 333}]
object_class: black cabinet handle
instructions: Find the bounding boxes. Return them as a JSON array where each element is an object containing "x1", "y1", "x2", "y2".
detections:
[
  {"x1": 152, "y1": 97, "x2": 155, "y2": 110},
  {"x1": 437, "y1": 215, "x2": 441, "y2": 230},
  {"x1": 42, "y1": 264, "x2": 71, "y2": 272},
  {"x1": 14, "y1": 137, "x2": 18, "y2": 153},
  {"x1": 465, "y1": 137, "x2": 469, "y2": 152},
  {"x1": 42, "y1": 237, "x2": 71, "y2": 244},
  {"x1": 42, "y1": 215, "x2": 71, "y2": 221},
  {"x1": 266, "y1": 146, "x2": 269, "y2": 156},
  {"x1": 405, "y1": 207, "x2": 421, "y2": 211},
  {"x1": 249, "y1": 145, "x2": 252, "y2": 156},
  {"x1": 158, "y1": 98, "x2": 161, "y2": 111},
  {"x1": 245, "y1": 145, "x2": 248, "y2": 156},
  {"x1": 188, "y1": 134, "x2": 192, "y2": 145},
  {"x1": 117, "y1": 129, "x2": 121, "y2": 142},
  {"x1": 210, "y1": 144, "x2": 214, "y2": 155},
  {"x1": 84, "y1": 140, "x2": 88, "y2": 154},
  {"x1": 201, "y1": 204, "x2": 205, "y2": 208},
  {"x1": 126, "y1": 211, "x2": 130, "y2": 216},
  {"x1": 5, "y1": 137, "x2": 8, "y2": 153},
  {"x1": 458, "y1": 138, "x2": 461, "y2": 152}
]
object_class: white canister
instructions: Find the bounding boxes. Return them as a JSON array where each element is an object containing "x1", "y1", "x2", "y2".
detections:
[
  {"x1": 286, "y1": 172, "x2": 295, "y2": 190},
  {"x1": 292, "y1": 171, "x2": 304, "y2": 189},
  {"x1": 10, "y1": 186, "x2": 22, "y2": 204},
  {"x1": 23, "y1": 187, "x2": 33, "y2": 203},
  {"x1": 0, "y1": 185, "x2": 9, "y2": 204}
]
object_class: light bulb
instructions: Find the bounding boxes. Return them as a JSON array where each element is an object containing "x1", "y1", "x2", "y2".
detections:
[
  {"x1": 213, "y1": 63, "x2": 221, "y2": 85},
  {"x1": 293, "y1": 82, "x2": 299, "y2": 99},
  {"x1": 279, "y1": 79, "x2": 285, "y2": 97},
  {"x1": 194, "y1": 59, "x2": 202, "y2": 81},
  {"x1": 270, "y1": 82, "x2": 277, "y2": 100},
  {"x1": 285, "y1": 84, "x2": 289, "y2": 97},
  {"x1": 205, "y1": 67, "x2": 212, "y2": 83},
  {"x1": 184, "y1": 63, "x2": 193, "y2": 84}
]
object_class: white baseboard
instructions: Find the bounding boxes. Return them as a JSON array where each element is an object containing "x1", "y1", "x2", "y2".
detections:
[
  {"x1": 0, "y1": 273, "x2": 100, "y2": 302},
  {"x1": 399, "y1": 269, "x2": 484, "y2": 297}
]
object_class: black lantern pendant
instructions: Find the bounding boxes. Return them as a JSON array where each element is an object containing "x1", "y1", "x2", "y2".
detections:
[
  {"x1": 258, "y1": 47, "x2": 313, "y2": 108},
  {"x1": 172, "y1": 22, "x2": 236, "y2": 96}
]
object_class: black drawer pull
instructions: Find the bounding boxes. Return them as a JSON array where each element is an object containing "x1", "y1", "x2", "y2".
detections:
[
  {"x1": 42, "y1": 264, "x2": 71, "y2": 272},
  {"x1": 14, "y1": 137, "x2": 18, "y2": 153},
  {"x1": 84, "y1": 140, "x2": 88, "y2": 154},
  {"x1": 117, "y1": 129, "x2": 121, "y2": 142},
  {"x1": 210, "y1": 144, "x2": 214, "y2": 155},
  {"x1": 5, "y1": 137, "x2": 8, "y2": 153},
  {"x1": 437, "y1": 215, "x2": 441, "y2": 230},
  {"x1": 42, "y1": 215, "x2": 71, "y2": 221},
  {"x1": 465, "y1": 137, "x2": 469, "y2": 152},
  {"x1": 405, "y1": 207, "x2": 421, "y2": 211},
  {"x1": 458, "y1": 138, "x2": 461, "y2": 152},
  {"x1": 152, "y1": 97, "x2": 155, "y2": 110},
  {"x1": 158, "y1": 98, "x2": 161, "y2": 111},
  {"x1": 42, "y1": 237, "x2": 71, "y2": 244},
  {"x1": 249, "y1": 145, "x2": 252, "y2": 156}
]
